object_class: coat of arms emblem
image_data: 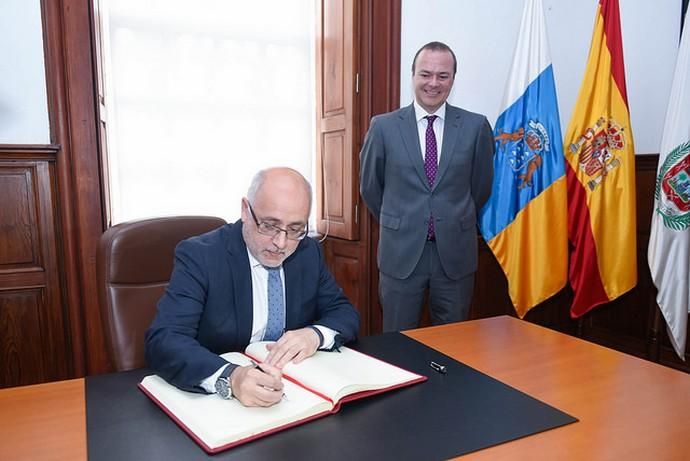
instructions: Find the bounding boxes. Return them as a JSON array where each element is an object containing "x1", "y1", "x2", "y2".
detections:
[
  {"x1": 568, "y1": 117, "x2": 625, "y2": 191},
  {"x1": 495, "y1": 119, "x2": 549, "y2": 190},
  {"x1": 655, "y1": 141, "x2": 690, "y2": 231}
]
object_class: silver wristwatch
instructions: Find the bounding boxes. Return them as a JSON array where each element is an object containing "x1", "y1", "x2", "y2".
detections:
[{"x1": 215, "y1": 366, "x2": 234, "y2": 400}]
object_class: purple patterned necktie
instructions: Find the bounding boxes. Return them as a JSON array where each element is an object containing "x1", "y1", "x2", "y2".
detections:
[{"x1": 424, "y1": 115, "x2": 438, "y2": 240}]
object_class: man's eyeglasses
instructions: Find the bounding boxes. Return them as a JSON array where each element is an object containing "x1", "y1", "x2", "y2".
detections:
[{"x1": 247, "y1": 202, "x2": 308, "y2": 241}]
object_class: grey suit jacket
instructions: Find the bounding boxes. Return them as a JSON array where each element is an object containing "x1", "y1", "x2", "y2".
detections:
[{"x1": 359, "y1": 103, "x2": 494, "y2": 280}]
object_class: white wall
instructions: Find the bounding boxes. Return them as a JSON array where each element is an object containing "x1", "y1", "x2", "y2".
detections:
[
  {"x1": 401, "y1": 0, "x2": 681, "y2": 154},
  {"x1": 0, "y1": 0, "x2": 50, "y2": 144}
]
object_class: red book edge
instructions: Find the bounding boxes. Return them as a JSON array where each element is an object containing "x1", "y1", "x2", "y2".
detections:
[
  {"x1": 138, "y1": 349, "x2": 427, "y2": 454},
  {"x1": 245, "y1": 347, "x2": 428, "y2": 409},
  {"x1": 138, "y1": 382, "x2": 331, "y2": 454}
]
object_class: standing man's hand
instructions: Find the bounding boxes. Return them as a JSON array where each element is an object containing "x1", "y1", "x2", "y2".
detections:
[
  {"x1": 264, "y1": 328, "x2": 320, "y2": 368},
  {"x1": 230, "y1": 363, "x2": 284, "y2": 407}
]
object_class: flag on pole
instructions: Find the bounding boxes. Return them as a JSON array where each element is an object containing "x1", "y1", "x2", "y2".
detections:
[
  {"x1": 648, "y1": 20, "x2": 690, "y2": 361},
  {"x1": 564, "y1": 0, "x2": 637, "y2": 318},
  {"x1": 479, "y1": 0, "x2": 567, "y2": 318}
]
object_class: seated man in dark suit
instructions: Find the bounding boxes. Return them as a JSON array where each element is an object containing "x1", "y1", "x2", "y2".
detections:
[{"x1": 145, "y1": 167, "x2": 360, "y2": 407}]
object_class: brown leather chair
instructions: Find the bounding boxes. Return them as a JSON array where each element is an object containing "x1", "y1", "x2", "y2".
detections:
[{"x1": 97, "y1": 216, "x2": 227, "y2": 371}]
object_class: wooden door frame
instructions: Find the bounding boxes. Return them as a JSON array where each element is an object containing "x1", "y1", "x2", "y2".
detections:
[{"x1": 41, "y1": 0, "x2": 109, "y2": 375}]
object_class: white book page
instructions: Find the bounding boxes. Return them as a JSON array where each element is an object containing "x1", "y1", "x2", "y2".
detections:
[
  {"x1": 245, "y1": 343, "x2": 422, "y2": 403},
  {"x1": 140, "y1": 352, "x2": 331, "y2": 450}
]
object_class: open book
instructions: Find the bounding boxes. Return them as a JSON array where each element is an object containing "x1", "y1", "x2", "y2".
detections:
[{"x1": 139, "y1": 342, "x2": 426, "y2": 454}]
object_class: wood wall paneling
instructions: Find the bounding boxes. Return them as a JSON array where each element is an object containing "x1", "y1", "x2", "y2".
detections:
[
  {"x1": 323, "y1": 132, "x2": 346, "y2": 222},
  {"x1": 323, "y1": 0, "x2": 344, "y2": 115},
  {"x1": 0, "y1": 155, "x2": 71, "y2": 386},
  {"x1": 316, "y1": 0, "x2": 358, "y2": 240},
  {"x1": 0, "y1": 168, "x2": 38, "y2": 269},
  {"x1": 0, "y1": 290, "x2": 47, "y2": 385},
  {"x1": 322, "y1": 238, "x2": 368, "y2": 334}
]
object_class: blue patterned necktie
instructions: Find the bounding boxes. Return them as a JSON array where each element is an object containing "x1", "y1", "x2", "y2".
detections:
[
  {"x1": 424, "y1": 115, "x2": 438, "y2": 240},
  {"x1": 264, "y1": 267, "x2": 285, "y2": 341}
]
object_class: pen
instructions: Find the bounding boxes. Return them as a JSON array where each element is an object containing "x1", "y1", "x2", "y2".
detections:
[
  {"x1": 429, "y1": 361, "x2": 447, "y2": 374},
  {"x1": 250, "y1": 360, "x2": 268, "y2": 374},
  {"x1": 250, "y1": 360, "x2": 288, "y2": 400}
]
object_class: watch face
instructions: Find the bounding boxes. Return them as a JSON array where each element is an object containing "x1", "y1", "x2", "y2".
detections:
[{"x1": 215, "y1": 377, "x2": 231, "y2": 399}]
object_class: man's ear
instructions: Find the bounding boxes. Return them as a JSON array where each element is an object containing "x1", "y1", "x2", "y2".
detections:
[{"x1": 240, "y1": 198, "x2": 248, "y2": 222}]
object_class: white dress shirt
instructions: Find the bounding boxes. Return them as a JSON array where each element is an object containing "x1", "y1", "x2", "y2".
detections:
[
  {"x1": 199, "y1": 249, "x2": 337, "y2": 393},
  {"x1": 414, "y1": 100, "x2": 446, "y2": 163}
]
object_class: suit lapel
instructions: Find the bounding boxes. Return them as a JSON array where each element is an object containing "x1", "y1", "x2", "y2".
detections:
[
  {"x1": 225, "y1": 222, "x2": 253, "y2": 346},
  {"x1": 397, "y1": 104, "x2": 429, "y2": 189},
  {"x1": 435, "y1": 105, "x2": 464, "y2": 189}
]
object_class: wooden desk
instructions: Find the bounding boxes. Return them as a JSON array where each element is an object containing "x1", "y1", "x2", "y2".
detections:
[
  {"x1": 405, "y1": 316, "x2": 690, "y2": 460},
  {"x1": 2, "y1": 315, "x2": 689, "y2": 460},
  {"x1": 0, "y1": 378, "x2": 86, "y2": 461}
]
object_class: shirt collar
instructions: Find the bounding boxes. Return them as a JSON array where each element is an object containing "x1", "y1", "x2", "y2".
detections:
[
  {"x1": 413, "y1": 100, "x2": 446, "y2": 123},
  {"x1": 247, "y1": 249, "x2": 263, "y2": 269},
  {"x1": 246, "y1": 248, "x2": 283, "y2": 271}
]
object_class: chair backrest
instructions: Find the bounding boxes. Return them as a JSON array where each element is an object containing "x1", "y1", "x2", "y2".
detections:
[{"x1": 97, "y1": 216, "x2": 227, "y2": 371}]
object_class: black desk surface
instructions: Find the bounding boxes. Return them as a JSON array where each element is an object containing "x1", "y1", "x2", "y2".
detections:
[{"x1": 86, "y1": 333, "x2": 576, "y2": 460}]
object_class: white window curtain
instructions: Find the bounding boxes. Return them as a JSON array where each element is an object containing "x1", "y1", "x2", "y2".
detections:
[{"x1": 101, "y1": 0, "x2": 315, "y2": 224}]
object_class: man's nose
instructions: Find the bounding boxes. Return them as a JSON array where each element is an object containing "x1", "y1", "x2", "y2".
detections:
[{"x1": 272, "y1": 230, "x2": 288, "y2": 248}]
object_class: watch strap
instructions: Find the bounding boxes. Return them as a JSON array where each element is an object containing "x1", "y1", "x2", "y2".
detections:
[
  {"x1": 215, "y1": 363, "x2": 239, "y2": 399},
  {"x1": 307, "y1": 325, "x2": 324, "y2": 349},
  {"x1": 220, "y1": 363, "x2": 236, "y2": 379}
]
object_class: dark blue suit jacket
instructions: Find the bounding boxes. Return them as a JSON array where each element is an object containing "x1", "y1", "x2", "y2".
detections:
[{"x1": 145, "y1": 220, "x2": 360, "y2": 392}]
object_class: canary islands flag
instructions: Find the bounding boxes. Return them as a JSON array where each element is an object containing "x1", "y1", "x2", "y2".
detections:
[
  {"x1": 564, "y1": 0, "x2": 637, "y2": 318},
  {"x1": 479, "y1": 0, "x2": 567, "y2": 318}
]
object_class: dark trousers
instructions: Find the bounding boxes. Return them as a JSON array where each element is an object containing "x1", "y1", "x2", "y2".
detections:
[{"x1": 379, "y1": 241, "x2": 474, "y2": 332}]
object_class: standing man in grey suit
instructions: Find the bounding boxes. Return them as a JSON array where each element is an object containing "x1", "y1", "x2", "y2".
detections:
[{"x1": 360, "y1": 41, "x2": 494, "y2": 332}]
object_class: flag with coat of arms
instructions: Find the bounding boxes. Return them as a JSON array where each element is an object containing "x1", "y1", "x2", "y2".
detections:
[
  {"x1": 563, "y1": 0, "x2": 637, "y2": 318},
  {"x1": 479, "y1": 0, "x2": 568, "y2": 318},
  {"x1": 648, "y1": 18, "x2": 690, "y2": 361}
]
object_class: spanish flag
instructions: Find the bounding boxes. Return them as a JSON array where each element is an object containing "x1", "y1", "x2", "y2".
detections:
[{"x1": 564, "y1": 0, "x2": 637, "y2": 318}]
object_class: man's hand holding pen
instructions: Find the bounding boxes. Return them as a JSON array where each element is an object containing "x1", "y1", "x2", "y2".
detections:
[
  {"x1": 228, "y1": 327, "x2": 321, "y2": 407},
  {"x1": 230, "y1": 362, "x2": 284, "y2": 407}
]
